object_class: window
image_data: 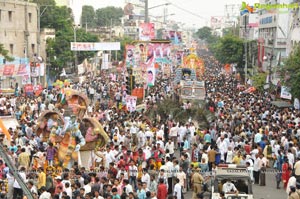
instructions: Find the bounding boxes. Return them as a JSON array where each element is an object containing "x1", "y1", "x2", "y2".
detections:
[
  {"x1": 8, "y1": 11, "x2": 12, "y2": 22},
  {"x1": 31, "y1": 44, "x2": 35, "y2": 54},
  {"x1": 9, "y1": 44, "x2": 13, "y2": 54},
  {"x1": 28, "y1": 13, "x2": 32, "y2": 23}
]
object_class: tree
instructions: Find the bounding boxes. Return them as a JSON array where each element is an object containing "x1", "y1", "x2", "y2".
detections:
[
  {"x1": 195, "y1": 26, "x2": 219, "y2": 51},
  {"x1": 95, "y1": 6, "x2": 124, "y2": 27},
  {"x1": 195, "y1": 26, "x2": 213, "y2": 41},
  {"x1": 281, "y1": 44, "x2": 300, "y2": 99},
  {"x1": 0, "y1": 44, "x2": 14, "y2": 62},
  {"x1": 251, "y1": 72, "x2": 267, "y2": 92},
  {"x1": 81, "y1": 5, "x2": 96, "y2": 29},
  {"x1": 213, "y1": 34, "x2": 244, "y2": 66}
]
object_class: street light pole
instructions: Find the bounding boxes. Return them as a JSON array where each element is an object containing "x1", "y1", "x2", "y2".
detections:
[
  {"x1": 73, "y1": 24, "x2": 80, "y2": 74},
  {"x1": 145, "y1": 0, "x2": 149, "y2": 23}
]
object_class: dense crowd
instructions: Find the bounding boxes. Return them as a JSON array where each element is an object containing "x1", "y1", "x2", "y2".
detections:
[{"x1": 0, "y1": 49, "x2": 300, "y2": 199}]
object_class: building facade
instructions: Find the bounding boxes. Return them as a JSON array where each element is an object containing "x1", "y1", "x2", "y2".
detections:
[
  {"x1": 257, "y1": 0, "x2": 291, "y2": 84},
  {"x1": 0, "y1": 0, "x2": 39, "y2": 88},
  {"x1": 287, "y1": 0, "x2": 300, "y2": 56}
]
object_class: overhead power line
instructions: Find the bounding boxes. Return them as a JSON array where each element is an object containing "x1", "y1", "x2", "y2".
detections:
[{"x1": 164, "y1": 0, "x2": 209, "y2": 22}]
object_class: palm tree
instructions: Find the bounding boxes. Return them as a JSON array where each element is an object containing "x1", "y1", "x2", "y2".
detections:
[{"x1": 0, "y1": 43, "x2": 14, "y2": 62}]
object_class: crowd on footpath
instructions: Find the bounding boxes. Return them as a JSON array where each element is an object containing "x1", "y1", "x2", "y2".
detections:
[{"x1": 0, "y1": 49, "x2": 300, "y2": 199}]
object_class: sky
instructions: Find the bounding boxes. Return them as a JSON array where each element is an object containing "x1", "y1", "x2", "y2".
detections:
[{"x1": 80, "y1": 0, "x2": 258, "y2": 28}]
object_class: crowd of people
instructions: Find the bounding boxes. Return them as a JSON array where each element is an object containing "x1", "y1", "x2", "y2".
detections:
[{"x1": 0, "y1": 48, "x2": 299, "y2": 199}]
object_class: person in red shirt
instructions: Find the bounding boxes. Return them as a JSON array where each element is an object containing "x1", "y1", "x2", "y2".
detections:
[
  {"x1": 108, "y1": 162, "x2": 118, "y2": 179},
  {"x1": 157, "y1": 178, "x2": 168, "y2": 199},
  {"x1": 244, "y1": 141, "x2": 251, "y2": 155},
  {"x1": 282, "y1": 158, "x2": 291, "y2": 189},
  {"x1": 54, "y1": 176, "x2": 63, "y2": 195}
]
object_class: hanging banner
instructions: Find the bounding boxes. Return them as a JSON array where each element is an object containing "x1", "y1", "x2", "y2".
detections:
[
  {"x1": 30, "y1": 63, "x2": 45, "y2": 77},
  {"x1": 126, "y1": 95, "x2": 137, "y2": 112},
  {"x1": 280, "y1": 86, "x2": 292, "y2": 100},
  {"x1": 3, "y1": 65, "x2": 15, "y2": 76},
  {"x1": 131, "y1": 88, "x2": 144, "y2": 99},
  {"x1": 22, "y1": 75, "x2": 30, "y2": 85},
  {"x1": 71, "y1": 42, "x2": 120, "y2": 51},
  {"x1": 132, "y1": 67, "x2": 145, "y2": 84},
  {"x1": 16, "y1": 64, "x2": 30, "y2": 76},
  {"x1": 139, "y1": 23, "x2": 155, "y2": 41},
  {"x1": 34, "y1": 84, "x2": 43, "y2": 96},
  {"x1": 294, "y1": 98, "x2": 300, "y2": 110},
  {"x1": 165, "y1": 31, "x2": 182, "y2": 44},
  {"x1": 125, "y1": 43, "x2": 172, "y2": 68},
  {"x1": 125, "y1": 45, "x2": 137, "y2": 67},
  {"x1": 147, "y1": 67, "x2": 155, "y2": 87}
]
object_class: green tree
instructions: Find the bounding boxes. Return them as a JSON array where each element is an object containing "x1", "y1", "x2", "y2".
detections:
[
  {"x1": 251, "y1": 72, "x2": 267, "y2": 92},
  {"x1": 81, "y1": 5, "x2": 96, "y2": 29},
  {"x1": 0, "y1": 44, "x2": 14, "y2": 62},
  {"x1": 95, "y1": 6, "x2": 124, "y2": 27},
  {"x1": 213, "y1": 34, "x2": 244, "y2": 66},
  {"x1": 195, "y1": 26, "x2": 219, "y2": 51},
  {"x1": 281, "y1": 44, "x2": 300, "y2": 99},
  {"x1": 195, "y1": 26, "x2": 213, "y2": 41}
]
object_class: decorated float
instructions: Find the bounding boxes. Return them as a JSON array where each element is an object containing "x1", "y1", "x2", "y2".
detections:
[
  {"x1": 174, "y1": 53, "x2": 206, "y2": 102},
  {"x1": 36, "y1": 84, "x2": 109, "y2": 169}
]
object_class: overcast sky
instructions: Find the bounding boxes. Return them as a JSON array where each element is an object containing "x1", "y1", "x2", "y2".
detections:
[{"x1": 81, "y1": 0, "x2": 258, "y2": 28}]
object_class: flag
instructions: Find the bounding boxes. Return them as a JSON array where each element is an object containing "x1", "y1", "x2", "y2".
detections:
[{"x1": 0, "y1": 119, "x2": 11, "y2": 141}]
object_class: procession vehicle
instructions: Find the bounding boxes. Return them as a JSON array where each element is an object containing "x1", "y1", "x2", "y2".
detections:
[
  {"x1": 211, "y1": 164, "x2": 253, "y2": 199},
  {"x1": 174, "y1": 51, "x2": 206, "y2": 103}
]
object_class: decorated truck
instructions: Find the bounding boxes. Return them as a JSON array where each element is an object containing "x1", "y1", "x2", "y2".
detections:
[{"x1": 174, "y1": 53, "x2": 206, "y2": 102}]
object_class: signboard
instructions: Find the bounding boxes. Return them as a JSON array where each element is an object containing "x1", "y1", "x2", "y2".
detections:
[
  {"x1": 125, "y1": 43, "x2": 171, "y2": 68},
  {"x1": 126, "y1": 95, "x2": 137, "y2": 112},
  {"x1": 71, "y1": 42, "x2": 121, "y2": 51},
  {"x1": 294, "y1": 98, "x2": 300, "y2": 110},
  {"x1": 3, "y1": 65, "x2": 14, "y2": 76},
  {"x1": 132, "y1": 88, "x2": 144, "y2": 99},
  {"x1": 280, "y1": 86, "x2": 292, "y2": 100},
  {"x1": 132, "y1": 67, "x2": 145, "y2": 84},
  {"x1": 165, "y1": 31, "x2": 182, "y2": 44},
  {"x1": 139, "y1": 23, "x2": 155, "y2": 41}
]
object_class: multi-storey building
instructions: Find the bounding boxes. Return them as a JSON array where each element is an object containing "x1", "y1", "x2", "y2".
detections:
[
  {"x1": 257, "y1": 0, "x2": 290, "y2": 81},
  {"x1": 287, "y1": 0, "x2": 300, "y2": 55},
  {"x1": 0, "y1": 0, "x2": 39, "y2": 87}
]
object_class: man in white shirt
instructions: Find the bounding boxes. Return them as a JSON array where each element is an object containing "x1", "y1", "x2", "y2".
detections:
[
  {"x1": 141, "y1": 169, "x2": 151, "y2": 188},
  {"x1": 165, "y1": 157, "x2": 174, "y2": 194},
  {"x1": 173, "y1": 178, "x2": 182, "y2": 199},
  {"x1": 222, "y1": 180, "x2": 237, "y2": 193},
  {"x1": 39, "y1": 186, "x2": 51, "y2": 199},
  {"x1": 13, "y1": 167, "x2": 27, "y2": 199},
  {"x1": 169, "y1": 123, "x2": 179, "y2": 149},
  {"x1": 104, "y1": 147, "x2": 116, "y2": 168},
  {"x1": 165, "y1": 139, "x2": 175, "y2": 158}
]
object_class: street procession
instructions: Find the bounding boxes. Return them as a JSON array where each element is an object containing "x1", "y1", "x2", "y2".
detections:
[{"x1": 1, "y1": 0, "x2": 300, "y2": 199}]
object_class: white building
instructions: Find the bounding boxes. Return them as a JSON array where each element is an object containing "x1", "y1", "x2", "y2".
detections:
[
  {"x1": 287, "y1": 0, "x2": 300, "y2": 56},
  {"x1": 257, "y1": 0, "x2": 290, "y2": 83}
]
